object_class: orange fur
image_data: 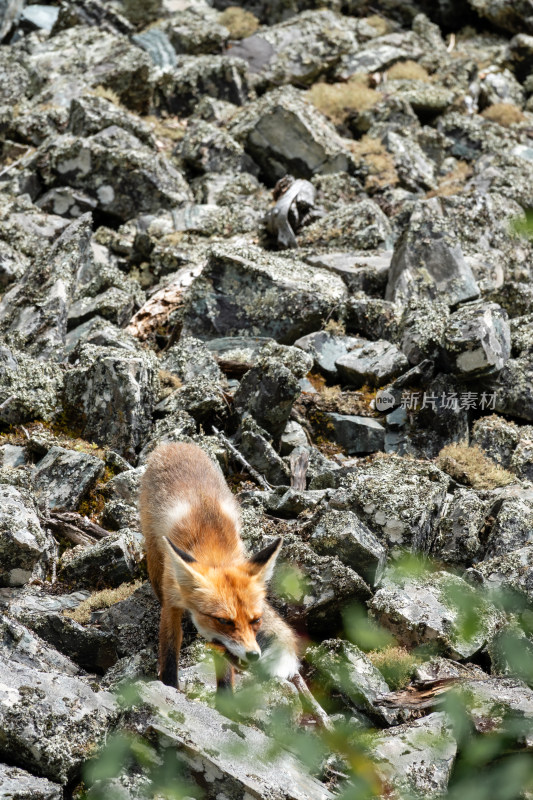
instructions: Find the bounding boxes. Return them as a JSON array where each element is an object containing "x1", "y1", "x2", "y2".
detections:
[{"x1": 140, "y1": 442, "x2": 298, "y2": 690}]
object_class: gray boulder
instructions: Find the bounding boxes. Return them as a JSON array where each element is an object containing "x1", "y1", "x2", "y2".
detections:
[
  {"x1": 431, "y1": 488, "x2": 488, "y2": 567},
  {"x1": 298, "y1": 199, "x2": 394, "y2": 251},
  {"x1": 230, "y1": 85, "x2": 354, "y2": 182},
  {"x1": 442, "y1": 302, "x2": 511, "y2": 377},
  {"x1": 309, "y1": 508, "x2": 386, "y2": 586},
  {"x1": 0, "y1": 764, "x2": 62, "y2": 800},
  {"x1": 471, "y1": 415, "x2": 520, "y2": 468},
  {"x1": 33, "y1": 446, "x2": 105, "y2": 512},
  {"x1": 484, "y1": 495, "x2": 533, "y2": 559},
  {"x1": 324, "y1": 413, "x2": 385, "y2": 455},
  {"x1": 182, "y1": 244, "x2": 347, "y2": 343},
  {"x1": 0, "y1": 486, "x2": 55, "y2": 587},
  {"x1": 386, "y1": 199, "x2": 480, "y2": 307},
  {"x1": 235, "y1": 418, "x2": 291, "y2": 486},
  {"x1": 0, "y1": 346, "x2": 63, "y2": 425},
  {"x1": 484, "y1": 354, "x2": 533, "y2": 422},
  {"x1": 67, "y1": 287, "x2": 135, "y2": 330},
  {"x1": 63, "y1": 345, "x2": 157, "y2": 461},
  {"x1": 161, "y1": 336, "x2": 222, "y2": 384},
  {"x1": 39, "y1": 128, "x2": 191, "y2": 223},
  {"x1": 467, "y1": 0, "x2": 533, "y2": 34},
  {"x1": 336, "y1": 340, "x2": 408, "y2": 388},
  {"x1": 476, "y1": 545, "x2": 533, "y2": 603},
  {"x1": 97, "y1": 581, "x2": 161, "y2": 657},
  {"x1": 306, "y1": 639, "x2": 397, "y2": 725},
  {"x1": 305, "y1": 251, "x2": 391, "y2": 297},
  {"x1": 370, "y1": 571, "x2": 498, "y2": 658},
  {"x1": 294, "y1": 331, "x2": 363, "y2": 380},
  {"x1": 370, "y1": 712, "x2": 457, "y2": 800},
  {"x1": 60, "y1": 529, "x2": 144, "y2": 589}
]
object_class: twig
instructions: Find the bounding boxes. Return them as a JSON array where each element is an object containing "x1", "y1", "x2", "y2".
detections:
[
  {"x1": 212, "y1": 425, "x2": 271, "y2": 491},
  {"x1": 45, "y1": 511, "x2": 109, "y2": 547},
  {"x1": 291, "y1": 672, "x2": 334, "y2": 733},
  {"x1": 0, "y1": 395, "x2": 14, "y2": 412},
  {"x1": 290, "y1": 449, "x2": 309, "y2": 491}
]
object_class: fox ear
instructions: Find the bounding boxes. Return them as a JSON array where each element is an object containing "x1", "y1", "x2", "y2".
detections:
[
  {"x1": 247, "y1": 537, "x2": 283, "y2": 583},
  {"x1": 164, "y1": 537, "x2": 205, "y2": 590}
]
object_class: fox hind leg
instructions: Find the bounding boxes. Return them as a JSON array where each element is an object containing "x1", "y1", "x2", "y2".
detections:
[{"x1": 159, "y1": 605, "x2": 183, "y2": 689}]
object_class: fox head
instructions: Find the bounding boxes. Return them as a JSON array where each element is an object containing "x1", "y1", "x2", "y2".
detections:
[{"x1": 163, "y1": 536, "x2": 283, "y2": 663}]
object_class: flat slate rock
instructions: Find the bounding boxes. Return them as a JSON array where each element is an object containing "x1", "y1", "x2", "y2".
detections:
[{"x1": 33, "y1": 445, "x2": 105, "y2": 511}]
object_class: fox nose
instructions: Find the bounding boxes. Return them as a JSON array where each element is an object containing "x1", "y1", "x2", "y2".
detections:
[{"x1": 246, "y1": 650, "x2": 260, "y2": 662}]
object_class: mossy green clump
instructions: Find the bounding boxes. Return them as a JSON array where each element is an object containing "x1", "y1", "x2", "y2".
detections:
[
  {"x1": 307, "y1": 78, "x2": 380, "y2": 126},
  {"x1": 65, "y1": 580, "x2": 142, "y2": 624},
  {"x1": 386, "y1": 60, "x2": 430, "y2": 82},
  {"x1": 219, "y1": 6, "x2": 259, "y2": 38},
  {"x1": 436, "y1": 442, "x2": 515, "y2": 490},
  {"x1": 367, "y1": 646, "x2": 422, "y2": 690},
  {"x1": 481, "y1": 102, "x2": 525, "y2": 127}
]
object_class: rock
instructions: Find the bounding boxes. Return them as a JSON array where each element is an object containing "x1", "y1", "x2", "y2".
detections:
[
  {"x1": 431, "y1": 488, "x2": 488, "y2": 567},
  {"x1": 336, "y1": 340, "x2": 408, "y2": 388},
  {"x1": 63, "y1": 345, "x2": 157, "y2": 461},
  {"x1": 32, "y1": 446, "x2": 105, "y2": 512},
  {"x1": 0, "y1": 764, "x2": 62, "y2": 800},
  {"x1": 97, "y1": 581, "x2": 161, "y2": 657},
  {"x1": 235, "y1": 418, "x2": 291, "y2": 486},
  {"x1": 345, "y1": 298, "x2": 401, "y2": 343},
  {"x1": 309, "y1": 508, "x2": 386, "y2": 586},
  {"x1": 483, "y1": 496, "x2": 533, "y2": 559},
  {"x1": 280, "y1": 420, "x2": 309, "y2": 454},
  {"x1": 441, "y1": 302, "x2": 511, "y2": 377},
  {"x1": 182, "y1": 244, "x2": 347, "y2": 343},
  {"x1": 0, "y1": 0, "x2": 23, "y2": 38},
  {"x1": 132, "y1": 28, "x2": 177, "y2": 69},
  {"x1": 0, "y1": 613, "x2": 81, "y2": 677},
  {"x1": 161, "y1": 336, "x2": 222, "y2": 384},
  {"x1": 329, "y1": 455, "x2": 450, "y2": 552},
  {"x1": 369, "y1": 570, "x2": 497, "y2": 658},
  {"x1": 156, "y1": 55, "x2": 253, "y2": 116},
  {"x1": 399, "y1": 298, "x2": 449, "y2": 366},
  {"x1": 230, "y1": 85, "x2": 354, "y2": 183},
  {"x1": 39, "y1": 128, "x2": 191, "y2": 224},
  {"x1": 166, "y1": 6, "x2": 229, "y2": 55},
  {"x1": 0, "y1": 346, "x2": 62, "y2": 425},
  {"x1": 483, "y1": 354, "x2": 533, "y2": 423},
  {"x1": 297, "y1": 199, "x2": 394, "y2": 251},
  {"x1": 0, "y1": 486, "x2": 55, "y2": 587},
  {"x1": 126, "y1": 680, "x2": 335, "y2": 800},
  {"x1": 234, "y1": 343, "x2": 312, "y2": 441},
  {"x1": 386, "y1": 199, "x2": 480, "y2": 307},
  {"x1": 305, "y1": 251, "x2": 391, "y2": 297},
  {"x1": 467, "y1": 0, "x2": 533, "y2": 34},
  {"x1": 457, "y1": 676, "x2": 533, "y2": 744},
  {"x1": 60, "y1": 529, "x2": 144, "y2": 589},
  {"x1": 261, "y1": 486, "x2": 327, "y2": 516},
  {"x1": 0, "y1": 214, "x2": 93, "y2": 361},
  {"x1": 272, "y1": 538, "x2": 371, "y2": 636},
  {"x1": 324, "y1": 413, "x2": 385, "y2": 455},
  {"x1": 336, "y1": 31, "x2": 425, "y2": 78},
  {"x1": 0, "y1": 649, "x2": 117, "y2": 783},
  {"x1": 67, "y1": 287, "x2": 135, "y2": 330},
  {"x1": 476, "y1": 545, "x2": 533, "y2": 603},
  {"x1": 306, "y1": 639, "x2": 397, "y2": 725},
  {"x1": 471, "y1": 415, "x2": 520, "y2": 468},
  {"x1": 178, "y1": 119, "x2": 258, "y2": 176},
  {"x1": 370, "y1": 712, "x2": 457, "y2": 799}
]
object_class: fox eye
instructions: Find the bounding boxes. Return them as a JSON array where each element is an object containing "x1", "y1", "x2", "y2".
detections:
[
  {"x1": 214, "y1": 616, "x2": 234, "y2": 627},
  {"x1": 250, "y1": 617, "x2": 262, "y2": 625}
]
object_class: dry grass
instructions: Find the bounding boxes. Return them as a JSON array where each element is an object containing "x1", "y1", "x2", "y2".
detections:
[
  {"x1": 386, "y1": 60, "x2": 430, "y2": 82},
  {"x1": 323, "y1": 318, "x2": 347, "y2": 337},
  {"x1": 426, "y1": 160, "x2": 472, "y2": 198},
  {"x1": 367, "y1": 646, "x2": 421, "y2": 690},
  {"x1": 90, "y1": 86, "x2": 125, "y2": 108},
  {"x1": 219, "y1": 6, "x2": 259, "y2": 38},
  {"x1": 348, "y1": 135, "x2": 399, "y2": 192},
  {"x1": 481, "y1": 102, "x2": 525, "y2": 127},
  {"x1": 307, "y1": 78, "x2": 380, "y2": 125},
  {"x1": 65, "y1": 580, "x2": 142, "y2": 624},
  {"x1": 158, "y1": 369, "x2": 182, "y2": 401},
  {"x1": 363, "y1": 14, "x2": 391, "y2": 36},
  {"x1": 436, "y1": 442, "x2": 515, "y2": 489},
  {"x1": 144, "y1": 115, "x2": 186, "y2": 144}
]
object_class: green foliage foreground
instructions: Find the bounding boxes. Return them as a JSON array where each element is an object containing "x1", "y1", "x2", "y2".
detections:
[{"x1": 80, "y1": 554, "x2": 533, "y2": 800}]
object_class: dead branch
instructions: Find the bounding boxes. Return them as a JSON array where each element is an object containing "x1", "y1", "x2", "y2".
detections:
[
  {"x1": 45, "y1": 511, "x2": 110, "y2": 547},
  {"x1": 212, "y1": 425, "x2": 271, "y2": 491},
  {"x1": 290, "y1": 449, "x2": 309, "y2": 492}
]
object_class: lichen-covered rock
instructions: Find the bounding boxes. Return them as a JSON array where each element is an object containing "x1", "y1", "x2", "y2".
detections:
[
  {"x1": 97, "y1": 581, "x2": 160, "y2": 657},
  {"x1": 483, "y1": 495, "x2": 533, "y2": 558},
  {"x1": 476, "y1": 545, "x2": 533, "y2": 602},
  {"x1": 0, "y1": 346, "x2": 63, "y2": 425},
  {"x1": 386, "y1": 198, "x2": 480, "y2": 307},
  {"x1": 370, "y1": 712, "x2": 457, "y2": 799},
  {"x1": 67, "y1": 287, "x2": 135, "y2": 330},
  {"x1": 457, "y1": 676, "x2": 533, "y2": 744},
  {"x1": 483, "y1": 354, "x2": 533, "y2": 423},
  {"x1": 441, "y1": 302, "x2": 511, "y2": 377},
  {"x1": 182, "y1": 244, "x2": 347, "y2": 343},
  {"x1": 234, "y1": 343, "x2": 312, "y2": 441},
  {"x1": 0, "y1": 214, "x2": 93, "y2": 361},
  {"x1": 178, "y1": 119, "x2": 258, "y2": 175},
  {"x1": 162, "y1": 336, "x2": 222, "y2": 384},
  {"x1": 305, "y1": 251, "x2": 391, "y2": 297},
  {"x1": 306, "y1": 639, "x2": 397, "y2": 725},
  {"x1": 60, "y1": 529, "x2": 144, "y2": 589},
  {"x1": 432, "y1": 488, "x2": 488, "y2": 567},
  {"x1": 330, "y1": 455, "x2": 450, "y2": 552},
  {"x1": 235, "y1": 417, "x2": 291, "y2": 486},
  {"x1": 39, "y1": 128, "x2": 191, "y2": 223},
  {"x1": 0, "y1": 486, "x2": 55, "y2": 587},
  {"x1": 324, "y1": 413, "x2": 385, "y2": 455},
  {"x1": 369, "y1": 571, "x2": 498, "y2": 658},
  {"x1": 230, "y1": 85, "x2": 354, "y2": 182},
  {"x1": 471, "y1": 415, "x2": 520, "y2": 468},
  {"x1": 294, "y1": 331, "x2": 363, "y2": 380},
  {"x1": 0, "y1": 764, "x2": 62, "y2": 800},
  {"x1": 467, "y1": 0, "x2": 533, "y2": 34},
  {"x1": 298, "y1": 199, "x2": 394, "y2": 251},
  {"x1": 0, "y1": 649, "x2": 117, "y2": 783},
  {"x1": 33, "y1": 446, "x2": 105, "y2": 512},
  {"x1": 156, "y1": 55, "x2": 253, "y2": 116},
  {"x1": 63, "y1": 344, "x2": 157, "y2": 460},
  {"x1": 336, "y1": 339, "x2": 408, "y2": 388},
  {"x1": 309, "y1": 508, "x2": 386, "y2": 586},
  {"x1": 399, "y1": 298, "x2": 449, "y2": 366},
  {"x1": 67, "y1": 94, "x2": 154, "y2": 144}
]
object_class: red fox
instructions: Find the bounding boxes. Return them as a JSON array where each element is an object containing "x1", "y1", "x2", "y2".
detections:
[{"x1": 140, "y1": 442, "x2": 300, "y2": 691}]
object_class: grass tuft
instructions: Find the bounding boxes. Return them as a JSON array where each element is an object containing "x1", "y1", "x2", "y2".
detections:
[
  {"x1": 436, "y1": 442, "x2": 515, "y2": 489},
  {"x1": 481, "y1": 102, "x2": 525, "y2": 127},
  {"x1": 65, "y1": 581, "x2": 142, "y2": 624},
  {"x1": 386, "y1": 60, "x2": 430, "y2": 82},
  {"x1": 219, "y1": 6, "x2": 259, "y2": 38},
  {"x1": 367, "y1": 646, "x2": 421, "y2": 690},
  {"x1": 307, "y1": 78, "x2": 380, "y2": 125}
]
